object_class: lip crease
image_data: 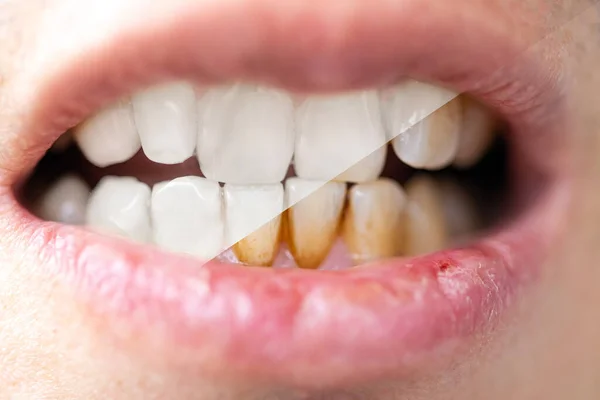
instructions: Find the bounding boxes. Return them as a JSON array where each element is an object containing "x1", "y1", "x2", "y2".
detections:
[{"x1": 0, "y1": 0, "x2": 571, "y2": 389}]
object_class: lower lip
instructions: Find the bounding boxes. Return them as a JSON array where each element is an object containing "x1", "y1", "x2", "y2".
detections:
[{"x1": 0, "y1": 176, "x2": 568, "y2": 388}]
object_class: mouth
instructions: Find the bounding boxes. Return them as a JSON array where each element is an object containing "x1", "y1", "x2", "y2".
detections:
[{"x1": 1, "y1": 0, "x2": 571, "y2": 390}]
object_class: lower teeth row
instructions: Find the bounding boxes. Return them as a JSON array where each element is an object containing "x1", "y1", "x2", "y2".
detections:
[{"x1": 33, "y1": 174, "x2": 480, "y2": 269}]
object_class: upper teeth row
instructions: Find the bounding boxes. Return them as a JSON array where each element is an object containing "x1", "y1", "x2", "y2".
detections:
[{"x1": 73, "y1": 81, "x2": 496, "y2": 182}]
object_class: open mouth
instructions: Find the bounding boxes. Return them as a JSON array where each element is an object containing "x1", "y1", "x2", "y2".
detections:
[
  {"x1": 0, "y1": 0, "x2": 572, "y2": 390},
  {"x1": 28, "y1": 83, "x2": 504, "y2": 269}
]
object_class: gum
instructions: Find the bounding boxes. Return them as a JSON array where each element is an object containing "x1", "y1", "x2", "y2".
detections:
[{"x1": 218, "y1": 239, "x2": 355, "y2": 270}]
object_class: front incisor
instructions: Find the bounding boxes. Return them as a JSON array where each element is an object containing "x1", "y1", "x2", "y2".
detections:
[
  {"x1": 233, "y1": 216, "x2": 282, "y2": 267},
  {"x1": 285, "y1": 179, "x2": 346, "y2": 269},
  {"x1": 404, "y1": 174, "x2": 449, "y2": 256},
  {"x1": 342, "y1": 178, "x2": 407, "y2": 265}
]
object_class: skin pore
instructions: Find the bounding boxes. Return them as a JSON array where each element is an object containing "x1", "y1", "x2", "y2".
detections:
[{"x1": 2, "y1": 0, "x2": 600, "y2": 398}]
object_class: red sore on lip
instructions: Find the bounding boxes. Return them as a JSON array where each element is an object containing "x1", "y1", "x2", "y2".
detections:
[{"x1": 0, "y1": 0, "x2": 570, "y2": 390}]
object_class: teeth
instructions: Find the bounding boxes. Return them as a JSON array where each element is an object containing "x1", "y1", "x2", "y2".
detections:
[
  {"x1": 342, "y1": 178, "x2": 407, "y2": 264},
  {"x1": 403, "y1": 175, "x2": 448, "y2": 256},
  {"x1": 285, "y1": 178, "x2": 346, "y2": 269},
  {"x1": 74, "y1": 101, "x2": 141, "y2": 167},
  {"x1": 385, "y1": 81, "x2": 461, "y2": 170},
  {"x1": 151, "y1": 177, "x2": 224, "y2": 259},
  {"x1": 454, "y1": 97, "x2": 496, "y2": 168},
  {"x1": 437, "y1": 178, "x2": 481, "y2": 239},
  {"x1": 132, "y1": 82, "x2": 197, "y2": 164},
  {"x1": 197, "y1": 85, "x2": 295, "y2": 184},
  {"x1": 295, "y1": 91, "x2": 387, "y2": 182},
  {"x1": 34, "y1": 174, "x2": 90, "y2": 224},
  {"x1": 86, "y1": 176, "x2": 152, "y2": 242},
  {"x1": 224, "y1": 184, "x2": 284, "y2": 267}
]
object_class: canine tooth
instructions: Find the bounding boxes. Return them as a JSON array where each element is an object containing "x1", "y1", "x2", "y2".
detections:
[
  {"x1": 151, "y1": 177, "x2": 224, "y2": 260},
  {"x1": 197, "y1": 85, "x2": 295, "y2": 184},
  {"x1": 384, "y1": 81, "x2": 461, "y2": 170},
  {"x1": 132, "y1": 82, "x2": 197, "y2": 164},
  {"x1": 393, "y1": 99, "x2": 462, "y2": 170},
  {"x1": 295, "y1": 91, "x2": 387, "y2": 182},
  {"x1": 224, "y1": 184, "x2": 284, "y2": 266},
  {"x1": 454, "y1": 97, "x2": 496, "y2": 168},
  {"x1": 74, "y1": 101, "x2": 140, "y2": 167},
  {"x1": 34, "y1": 174, "x2": 90, "y2": 224},
  {"x1": 384, "y1": 80, "x2": 457, "y2": 135},
  {"x1": 342, "y1": 178, "x2": 407, "y2": 264},
  {"x1": 403, "y1": 175, "x2": 448, "y2": 256},
  {"x1": 285, "y1": 178, "x2": 346, "y2": 269},
  {"x1": 86, "y1": 176, "x2": 151, "y2": 242}
]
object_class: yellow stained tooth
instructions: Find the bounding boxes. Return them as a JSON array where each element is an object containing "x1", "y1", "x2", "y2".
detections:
[
  {"x1": 285, "y1": 179, "x2": 346, "y2": 270},
  {"x1": 454, "y1": 96, "x2": 497, "y2": 168},
  {"x1": 232, "y1": 216, "x2": 282, "y2": 267},
  {"x1": 224, "y1": 184, "x2": 284, "y2": 267},
  {"x1": 342, "y1": 178, "x2": 407, "y2": 265},
  {"x1": 437, "y1": 178, "x2": 481, "y2": 240},
  {"x1": 403, "y1": 174, "x2": 448, "y2": 256}
]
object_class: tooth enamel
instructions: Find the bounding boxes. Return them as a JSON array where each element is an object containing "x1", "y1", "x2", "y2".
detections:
[
  {"x1": 86, "y1": 176, "x2": 152, "y2": 242},
  {"x1": 34, "y1": 174, "x2": 90, "y2": 224},
  {"x1": 342, "y1": 178, "x2": 407, "y2": 265},
  {"x1": 403, "y1": 175, "x2": 448, "y2": 256},
  {"x1": 385, "y1": 81, "x2": 461, "y2": 170},
  {"x1": 151, "y1": 177, "x2": 224, "y2": 260},
  {"x1": 285, "y1": 178, "x2": 346, "y2": 269},
  {"x1": 132, "y1": 82, "x2": 197, "y2": 164},
  {"x1": 437, "y1": 178, "x2": 481, "y2": 240},
  {"x1": 454, "y1": 97, "x2": 496, "y2": 168},
  {"x1": 384, "y1": 80, "x2": 458, "y2": 135},
  {"x1": 295, "y1": 91, "x2": 387, "y2": 182},
  {"x1": 74, "y1": 101, "x2": 140, "y2": 167},
  {"x1": 197, "y1": 85, "x2": 295, "y2": 184},
  {"x1": 224, "y1": 184, "x2": 284, "y2": 266}
]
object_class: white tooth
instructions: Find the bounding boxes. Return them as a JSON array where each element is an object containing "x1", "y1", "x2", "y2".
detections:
[
  {"x1": 151, "y1": 177, "x2": 224, "y2": 260},
  {"x1": 86, "y1": 176, "x2": 151, "y2": 242},
  {"x1": 224, "y1": 184, "x2": 284, "y2": 266},
  {"x1": 285, "y1": 178, "x2": 346, "y2": 269},
  {"x1": 384, "y1": 80, "x2": 461, "y2": 170},
  {"x1": 295, "y1": 91, "x2": 387, "y2": 182},
  {"x1": 392, "y1": 98, "x2": 462, "y2": 170},
  {"x1": 132, "y1": 82, "x2": 197, "y2": 164},
  {"x1": 34, "y1": 174, "x2": 90, "y2": 224},
  {"x1": 197, "y1": 85, "x2": 294, "y2": 184},
  {"x1": 403, "y1": 175, "x2": 448, "y2": 256},
  {"x1": 454, "y1": 97, "x2": 496, "y2": 168},
  {"x1": 73, "y1": 100, "x2": 140, "y2": 167},
  {"x1": 383, "y1": 80, "x2": 458, "y2": 137},
  {"x1": 342, "y1": 178, "x2": 407, "y2": 264}
]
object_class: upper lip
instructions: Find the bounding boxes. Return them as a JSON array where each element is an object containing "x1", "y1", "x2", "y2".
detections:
[{"x1": 0, "y1": 0, "x2": 570, "y2": 390}]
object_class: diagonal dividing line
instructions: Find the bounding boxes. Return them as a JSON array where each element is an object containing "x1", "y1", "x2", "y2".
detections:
[{"x1": 199, "y1": 0, "x2": 600, "y2": 268}]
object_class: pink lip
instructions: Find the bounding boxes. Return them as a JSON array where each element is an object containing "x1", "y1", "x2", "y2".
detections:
[{"x1": 0, "y1": 0, "x2": 571, "y2": 389}]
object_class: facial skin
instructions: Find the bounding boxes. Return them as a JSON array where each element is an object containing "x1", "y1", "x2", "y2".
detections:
[{"x1": 1, "y1": 0, "x2": 600, "y2": 399}]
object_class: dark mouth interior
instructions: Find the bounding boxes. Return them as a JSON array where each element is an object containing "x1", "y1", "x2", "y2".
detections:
[{"x1": 17, "y1": 85, "x2": 512, "y2": 270}]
